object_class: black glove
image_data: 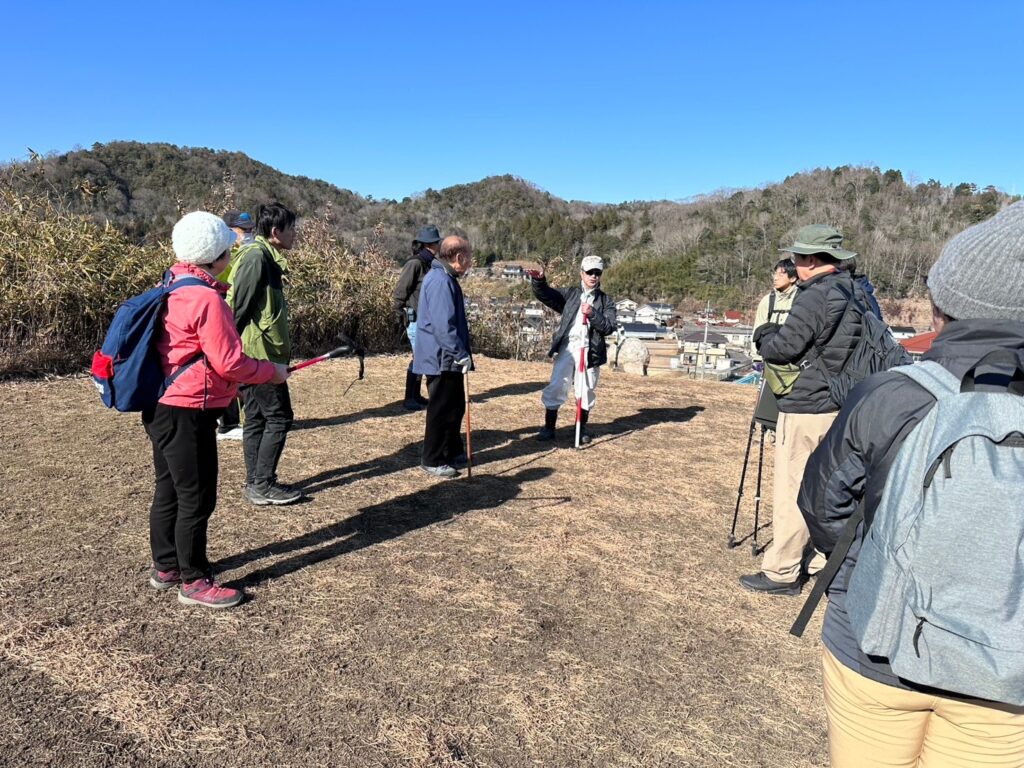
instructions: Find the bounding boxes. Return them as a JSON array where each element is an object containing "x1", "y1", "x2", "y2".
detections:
[{"x1": 753, "y1": 322, "x2": 779, "y2": 350}]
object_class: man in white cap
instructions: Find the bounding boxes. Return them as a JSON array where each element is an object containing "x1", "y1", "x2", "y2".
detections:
[{"x1": 527, "y1": 256, "x2": 617, "y2": 443}]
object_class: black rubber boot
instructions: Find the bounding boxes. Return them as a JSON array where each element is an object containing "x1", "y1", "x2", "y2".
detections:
[
  {"x1": 536, "y1": 409, "x2": 558, "y2": 441},
  {"x1": 403, "y1": 369, "x2": 424, "y2": 411},
  {"x1": 579, "y1": 408, "x2": 592, "y2": 445}
]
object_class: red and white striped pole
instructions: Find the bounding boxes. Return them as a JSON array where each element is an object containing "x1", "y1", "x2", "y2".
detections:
[{"x1": 574, "y1": 315, "x2": 589, "y2": 449}]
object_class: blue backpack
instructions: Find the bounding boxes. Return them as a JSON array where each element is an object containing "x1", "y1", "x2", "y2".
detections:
[{"x1": 91, "y1": 273, "x2": 212, "y2": 412}]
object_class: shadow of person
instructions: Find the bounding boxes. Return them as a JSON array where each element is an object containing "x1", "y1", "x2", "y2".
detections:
[
  {"x1": 219, "y1": 466, "x2": 560, "y2": 588},
  {"x1": 292, "y1": 379, "x2": 547, "y2": 432},
  {"x1": 293, "y1": 405, "x2": 705, "y2": 496}
]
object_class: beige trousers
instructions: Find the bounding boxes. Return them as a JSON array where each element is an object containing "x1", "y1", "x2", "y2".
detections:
[
  {"x1": 823, "y1": 647, "x2": 1024, "y2": 767},
  {"x1": 760, "y1": 410, "x2": 834, "y2": 582}
]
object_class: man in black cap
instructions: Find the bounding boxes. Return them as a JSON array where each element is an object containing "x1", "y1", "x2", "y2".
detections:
[
  {"x1": 215, "y1": 209, "x2": 257, "y2": 440},
  {"x1": 393, "y1": 225, "x2": 442, "y2": 410}
]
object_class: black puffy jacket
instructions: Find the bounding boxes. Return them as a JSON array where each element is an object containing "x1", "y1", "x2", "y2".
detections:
[
  {"x1": 757, "y1": 270, "x2": 864, "y2": 414},
  {"x1": 531, "y1": 277, "x2": 616, "y2": 368},
  {"x1": 798, "y1": 319, "x2": 1024, "y2": 690}
]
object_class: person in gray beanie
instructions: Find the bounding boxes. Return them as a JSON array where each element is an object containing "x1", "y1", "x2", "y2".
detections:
[{"x1": 796, "y1": 201, "x2": 1024, "y2": 766}]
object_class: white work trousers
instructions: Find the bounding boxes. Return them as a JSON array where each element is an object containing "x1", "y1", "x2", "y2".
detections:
[{"x1": 542, "y1": 341, "x2": 599, "y2": 411}]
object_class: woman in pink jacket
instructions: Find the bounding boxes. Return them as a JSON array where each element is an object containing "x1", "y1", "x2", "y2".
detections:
[{"x1": 145, "y1": 212, "x2": 289, "y2": 609}]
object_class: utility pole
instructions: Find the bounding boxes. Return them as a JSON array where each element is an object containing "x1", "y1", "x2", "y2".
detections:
[{"x1": 699, "y1": 299, "x2": 711, "y2": 380}]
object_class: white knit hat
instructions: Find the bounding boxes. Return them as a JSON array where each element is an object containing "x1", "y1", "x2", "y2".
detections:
[{"x1": 171, "y1": 211, "x2": 237, "y2": 266}]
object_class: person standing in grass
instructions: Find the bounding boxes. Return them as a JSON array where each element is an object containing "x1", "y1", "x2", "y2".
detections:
[
  {"x1": 147, "y1": 211, "x2": 288, "y2": 609},
  {"x1": 412, "y1": 235, "x2": 474, "y2": 478},
  {"x1": 750, "y1": 258, "x2": 798, "y2": 362},
  {"x1": 393, "y1": 225, "x2": 442, "y2": 410},
  {"x1": 226, "y1": 202, "x2": 303, "y2": 506},
  {"x1": 215, "y1": 210, "x2": 256, "y2": 441},
  {"x1": 527, "y1": 255, "x2": 616, "y2": 444}
]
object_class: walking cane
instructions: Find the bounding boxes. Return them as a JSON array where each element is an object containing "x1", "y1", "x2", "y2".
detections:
[
  {"x1": 463, "y1": 369, "x2": 473, "y2": 478},
  {"x1": 574, "y1": 314, "x2": 589, "y2": 449}
]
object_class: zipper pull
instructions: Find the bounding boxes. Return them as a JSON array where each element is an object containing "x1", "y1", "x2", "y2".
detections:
[{"x1": 913, "y1": 617, "x2": 926, "y2": 657}]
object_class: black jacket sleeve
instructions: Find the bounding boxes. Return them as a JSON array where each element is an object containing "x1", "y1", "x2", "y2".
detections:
[
  {"x1": 532, "y1": 277, "x2": 567, "y2": 314},
  {"x1": 589, "y1": 293, "x2": 616, "y2": 335},
  {"x1": 393, "y1": 260, "x2": 419, "y2": 313}
]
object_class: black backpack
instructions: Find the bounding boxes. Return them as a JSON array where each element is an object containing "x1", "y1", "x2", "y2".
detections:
[{"x1": 808, "y1": 283, "x2": 911, "y2": 407}]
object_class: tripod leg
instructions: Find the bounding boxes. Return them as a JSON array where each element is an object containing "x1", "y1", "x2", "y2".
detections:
[
  {"x1": 728, "y1": 418, "x2": 757, "y2": 548},
  {"x1": 752, "y1": 425, "x2": 767, "y2": 556}
]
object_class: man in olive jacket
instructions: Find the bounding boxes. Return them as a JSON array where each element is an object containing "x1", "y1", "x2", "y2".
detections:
[
  {"x1": 527, "y1": 255, "x2": 616, "y2": 444},
  {"x1": 227, "y1": 202, "x2": 301, "y2": 507},
  {"x1": 742, "y1": 225, "x2": 864, "y2": 595}
]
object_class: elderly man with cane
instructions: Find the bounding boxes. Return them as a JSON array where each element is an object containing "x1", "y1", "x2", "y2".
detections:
[
  {"x1": 412, "y1": 236, "x2": 474, "y2": 478},
  {"x1": 527, "y1": 256, "x2": 616, "y2": 445}
]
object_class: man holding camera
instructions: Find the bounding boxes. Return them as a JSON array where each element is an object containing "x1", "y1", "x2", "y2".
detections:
[
  {"x1": 412, "y1": 236, "x2": 474, "y2": 478},
  {"x1": 741, "y1": 226, "x2": 864, "y2": 595}
]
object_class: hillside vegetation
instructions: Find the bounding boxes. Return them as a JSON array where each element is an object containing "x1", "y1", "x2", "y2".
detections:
[{"x1": 2, "y1": 142, "x2": 1017, "y2": 374}]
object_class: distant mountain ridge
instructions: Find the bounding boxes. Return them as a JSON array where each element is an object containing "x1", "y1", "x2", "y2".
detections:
[{"x1": 4, "y1": 141, "x2": 1017, "y2": 305}]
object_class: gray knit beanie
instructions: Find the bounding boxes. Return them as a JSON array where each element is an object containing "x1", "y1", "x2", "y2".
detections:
[
  {"x1": 928, "y1": 201, "x2": 1024, "y2": 322},
  {"x1": 171, "y1": 211, "x2": 237, "y2": 266}
]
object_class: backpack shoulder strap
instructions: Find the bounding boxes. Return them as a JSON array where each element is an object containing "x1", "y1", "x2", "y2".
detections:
[
  {"x1": 767, "y1": 292, "x2": 776, "y2": 321},
  {"x1": 791, "y1": 502, "x2": 864, "y2": 637},
  {"x1": 891, "y1": 361, "x2": 959, "y2": 401}
]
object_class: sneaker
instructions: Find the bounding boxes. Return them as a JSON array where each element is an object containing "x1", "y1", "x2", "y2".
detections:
[
  {"x1": 738, "y1": 572, "x2": 802, "y2": 596},
  {"x1": 245, "y1": 482, "x2": 303, "y2": 506},
  {"x1": 536, "y1": 426, "x2": 556, "y2": 442},
  {"x1": 421, "y1": 464, "x2": 459, "y2": 478},
  {"x1": 216, "y1": 426, "x2": 244, "y2": 441},
  {"x1": 149, "y1": 567, "x2": 181, "y2": 591},
  {"x1": 403, "y1": 399, "x2": 425, "y2": 411},
  {"x1": 177, "y1": 577, "x2": 243, "y2": 609}
]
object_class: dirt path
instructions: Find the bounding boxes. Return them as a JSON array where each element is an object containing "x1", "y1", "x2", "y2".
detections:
[{"x1": 0, "y1": 355, "x2": 827, "y2": 767}]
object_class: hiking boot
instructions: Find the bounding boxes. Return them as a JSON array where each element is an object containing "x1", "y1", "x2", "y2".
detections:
[
  {"x1": 421, "y1": 464, "x2": 459, "y2": 478},
  {"x1": 404, "y1": 371, "x2": 426, "y2": 410},
  {"x1": 149, "y1": 567, "x2": 181, "y2": 591},
  {"x1": 450, "y1": 453, "x2": 469, "y2": 469},
  {"x1": 245, "y1": 482, "x2": 303, "y2": 506},
  {"x1": 177, "y1": 577, "x2": 243, "y2": 609},
  {"x1": 536, "y1": 409, "x2": 558, "y2": 441},
  {"x1": 578, "y1": 408, "x2": 592, "y2": 445},
  {"x1": 403, "y1": 399, "x2": 425, "y2": 411},
  {"x1": 739, "y1": 572, "x2": 802, "y2": 596},
  {"x1": 216, "y1": 426, "x2": 244, "y2": 441}
]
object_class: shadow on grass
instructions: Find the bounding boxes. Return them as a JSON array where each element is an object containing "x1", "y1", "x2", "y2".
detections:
[
  {"x1": 294, "y1": 405, "x2": 704, "y2": 496},
  {"x1": 292, "y1": 379, "x2": 548, "y2": 432},
  {"x1": 219, "y1": 466, "x2": 562, "y2": 587}
]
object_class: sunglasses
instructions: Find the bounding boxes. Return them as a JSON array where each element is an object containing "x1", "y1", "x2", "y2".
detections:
[{"x1": 584, "y1": 269, "x2": 603, "y2": 277}]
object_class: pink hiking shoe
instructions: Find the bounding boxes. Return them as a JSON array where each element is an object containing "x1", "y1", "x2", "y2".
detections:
[
  {"x1": 177, "y1": 577, "x2": 244, "y2": 609},
  {"x1": 149, "y1": 567, "x2": 181, "y2": 591}
]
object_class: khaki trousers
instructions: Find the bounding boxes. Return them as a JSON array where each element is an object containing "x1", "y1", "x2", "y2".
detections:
[
  {"x1": 760, "y1": 410, "x2": 834, "y2": 582},
  {"x1": 823, "y1": 647, "x2": 1024, "y2": 767}
]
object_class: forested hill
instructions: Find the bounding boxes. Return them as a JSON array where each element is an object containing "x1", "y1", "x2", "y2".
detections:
[{"x1": 5, "y1": 141, "x2": 1017, "y2": 306}]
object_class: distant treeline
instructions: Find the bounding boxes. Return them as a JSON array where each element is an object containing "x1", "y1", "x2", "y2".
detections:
[{"x1": 4, "y1": 142, "x2": 1018, "y2": 311}]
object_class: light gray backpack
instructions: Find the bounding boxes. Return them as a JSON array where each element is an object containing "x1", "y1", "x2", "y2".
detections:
[{"x1": 846, "y1": 354, "x2": 1024, "y2": 705}]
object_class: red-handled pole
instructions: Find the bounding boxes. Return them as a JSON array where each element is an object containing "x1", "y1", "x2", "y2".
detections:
[
  {"x1": 287, "y1": 344, "x2": 354, "y2": 373},
  {"x1": 575, "y1": 314, "x2": 589, "y2": 449}
]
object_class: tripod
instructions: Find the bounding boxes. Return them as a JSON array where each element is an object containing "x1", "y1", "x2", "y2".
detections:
[{"x1": 728, "y1": 377, "x2": 778, "y2": 555}]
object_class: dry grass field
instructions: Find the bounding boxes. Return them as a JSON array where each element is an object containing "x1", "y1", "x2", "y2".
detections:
[{"x1": 0, "y1": 355, "x2": 828, "y2": 767}]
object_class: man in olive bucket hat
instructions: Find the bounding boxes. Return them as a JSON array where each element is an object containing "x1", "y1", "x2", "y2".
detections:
[
  {"x1": 393, "y1": 225, "x2": 443, "y2": 410},
  {"x1": 741, "y1": 225, "x2": 864, "y2": 595}
]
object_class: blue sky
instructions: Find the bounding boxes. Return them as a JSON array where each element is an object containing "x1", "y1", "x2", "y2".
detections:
[{"x1": 3, "y1": 1, "x2": 1021, "y2": 203}]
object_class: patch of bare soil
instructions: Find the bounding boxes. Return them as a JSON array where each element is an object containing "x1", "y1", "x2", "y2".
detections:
[{"x1": 0, "y1": 355, "x2": 826, "y2": 767}]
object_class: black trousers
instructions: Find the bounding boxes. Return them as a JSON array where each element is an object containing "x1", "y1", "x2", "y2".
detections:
[
  {"x1": 239, "y1": 382, "x2": 293, "y2": 486},
  {"x1": 218, "y1": 397, "x2": 241, "y2": 430},
  {"x1": 143, "y1": 403, "x2": 223, "y2": 583},
  {"x1": 422, "y1": 372, "x2": 466, "y2": 467}
]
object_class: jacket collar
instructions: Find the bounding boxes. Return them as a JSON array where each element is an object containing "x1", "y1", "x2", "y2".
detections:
[
  {"x1": 255, "y1": 235, "x2": 289, "y2": 274},
  {"x1": 924, "y1": 319, "x2": 1024, "y2": 379},
  {"x1": 418, "y1": 247, "x2": 436, "y2": 266},
  {"x1": 170, "y1": 262, "x2": 228, "y2": 294},
  {"x1": 432, "y1": 258, "x2": 460, "y2": 279}
]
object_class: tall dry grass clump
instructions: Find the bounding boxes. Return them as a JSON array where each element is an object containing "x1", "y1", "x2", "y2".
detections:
[
  {"x1": 288, "y1": 214, "x2": 403, "y2": 357},
  {"x1": 0, "y1": 180, "x2": 168, "y2": 375}
]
